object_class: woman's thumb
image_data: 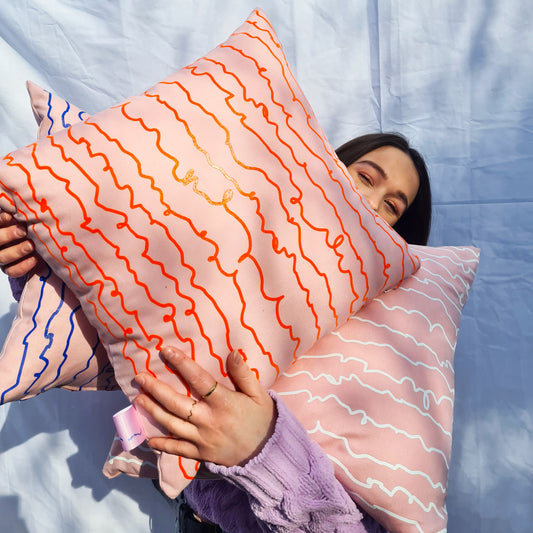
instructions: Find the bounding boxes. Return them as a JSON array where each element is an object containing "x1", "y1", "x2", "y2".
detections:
[{"x1": 227, "y1": 351, "x2": 261, "y2": 398}]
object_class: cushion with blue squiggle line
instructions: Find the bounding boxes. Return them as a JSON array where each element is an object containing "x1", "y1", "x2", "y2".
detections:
[
  {"x1": 1, "y1": 263, "x2": 116, "y2": 397},
  {"x1": 0, "y1": 82, "x2": 116, "y2": 400},
  {"x1": 0, "y1": 9, "x2": 419, "y2": 497}
]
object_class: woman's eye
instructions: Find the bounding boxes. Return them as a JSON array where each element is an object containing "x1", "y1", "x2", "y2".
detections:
[
  {"x1": 385, "y1": 201, "x2": 398, "y2": 216},
  {"x1": 358, "y1": 173, "x2": 371, "y2": 185}
]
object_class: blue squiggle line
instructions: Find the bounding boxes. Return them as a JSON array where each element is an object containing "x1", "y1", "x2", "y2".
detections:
[
  {"x1": 73, "y1": 336, "x2": 109, "y2": 390},
  {"x1": 24, "y1": 275, "x2": 66, "y2": 395},
  {"x1": 1, "y1": 267, "x2": 52, "y2": 403},
  {"x1": 46, "y1": 91, "x2": 54, "y2": 135},
  {"x1": 61, "y1": 100, "x2": 72, "y2": 128},
  {"x1": 72, "y1": 334, "x2": 98, "y2": 385},
  {"x1": 127, "y1": 431, "x2": 143, "y2": 442},
  {"x1": 39, "y1": 293, "x2": 77, "y2": 392}
]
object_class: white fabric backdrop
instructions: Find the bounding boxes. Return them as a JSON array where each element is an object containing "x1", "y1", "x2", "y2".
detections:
[{"x1": 0, "y1": 1, "x2": 531, "y2": 532}]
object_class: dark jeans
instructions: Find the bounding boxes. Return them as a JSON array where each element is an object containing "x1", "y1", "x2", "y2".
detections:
[
  {"x1": 176, "y1": 492, "x2": 225, "y2": 533},
  {"x1": 152, "y1": 479, "x2": 225, "y2": 533}
]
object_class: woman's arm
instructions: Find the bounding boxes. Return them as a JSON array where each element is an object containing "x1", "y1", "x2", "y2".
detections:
[{"x1": 136, "y1": 347, "x2": 369, "y2": 532}]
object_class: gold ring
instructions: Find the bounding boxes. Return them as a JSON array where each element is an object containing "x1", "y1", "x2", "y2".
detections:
[
  {"x1": 202, "y1": 382, "x2": 218, "y2": 399},
  {"x1": 186, "y1": 399, "x2": 198, "y2": 422}
]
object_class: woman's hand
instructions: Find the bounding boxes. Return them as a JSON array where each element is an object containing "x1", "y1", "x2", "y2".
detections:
[
  {"x1": 134, "y1": 347, "x2": 276, "y2": 468},
  {"x1": 0, "y1": 212, "x2": 38, "y2": 277}
]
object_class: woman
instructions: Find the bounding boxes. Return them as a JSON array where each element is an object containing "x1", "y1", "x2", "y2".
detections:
[{"x1": 0, "y1": 133, "x2": 431, "y2": 532}]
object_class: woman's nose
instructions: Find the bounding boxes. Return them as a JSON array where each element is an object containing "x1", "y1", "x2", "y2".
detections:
[{"x1": 362, "y1": 191, "x2": 379, "y2": 212}]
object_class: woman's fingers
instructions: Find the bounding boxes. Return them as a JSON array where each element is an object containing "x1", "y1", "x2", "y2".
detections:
[
  {"x1": 0, "y1": 223, "x2": 26, "y2": 245},
  {"x1": 160, "y1": 346, "x2": 221, "y2": 402},
  {"x1": 0, "y1": 211, "x2": 14, "y2": 226},
  {"x1": 135, "y1": 372, "x2": 193, "y2": 419},
  {"x1": 0, "y1": 214, "x2": 37, "y2": 277},
  {"x1": 226, "y1": 350, "x2": 263, "y2": 399},
  {"x1": 146, "y1": 436, "x2": 200, "y2": 460},
  {"x1": 135, "y1": 387, "x2": 198, "y2": 441},
  {"x1": 0, "y1": 240, "x2": 35, "y2": 268}
]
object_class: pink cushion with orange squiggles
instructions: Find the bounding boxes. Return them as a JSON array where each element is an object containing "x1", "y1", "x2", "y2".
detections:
[{"x1": 0, "y1": 10, "x2": 418, "y2": 497}]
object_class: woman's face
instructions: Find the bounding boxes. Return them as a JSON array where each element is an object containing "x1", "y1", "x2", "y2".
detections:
[{"x1": 347, "y1": 146, "x2": 420, "y2": 227}]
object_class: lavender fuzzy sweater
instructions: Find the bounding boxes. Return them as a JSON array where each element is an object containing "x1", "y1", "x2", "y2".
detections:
[{"x1": 184, "y1": 392, "x2": 386, "y2": 532}]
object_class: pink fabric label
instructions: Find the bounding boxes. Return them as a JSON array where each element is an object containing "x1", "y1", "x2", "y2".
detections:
[{"x1": 113, "y1": 405, "x2": 146, "y2": 452}]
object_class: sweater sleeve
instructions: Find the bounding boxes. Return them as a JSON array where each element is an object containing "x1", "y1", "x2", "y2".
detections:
[
  {"x1": 199, "y1": 390, "x2": 370, "y2": 533},
  {"x1": 8, "y1": 274, "x2": 26, "y2": 302}
]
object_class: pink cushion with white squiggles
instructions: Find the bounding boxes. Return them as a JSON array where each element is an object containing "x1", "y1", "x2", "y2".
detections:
[{"x1": 274, "y1": 245, "x2": 479, "y2": 533}]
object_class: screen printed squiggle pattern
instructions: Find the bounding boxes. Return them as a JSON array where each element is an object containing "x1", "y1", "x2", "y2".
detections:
[
  {"x1": 274, "y1": 245, "x2": 479, "y2": 533},
  {"x1": 0, "y1": 10, "x2": 417, "y2": 496}
]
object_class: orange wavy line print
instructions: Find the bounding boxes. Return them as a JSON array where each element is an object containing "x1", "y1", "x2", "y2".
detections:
[
  {"x1": 2, "y1": 154, "x2": 152, "y2": 376},
  {"x1": 178, "y1": 456, "x2": 198, "y2": 480},
  {"x1": 248, "y1": 12, "x2": 418, "y2": 280},
  {"x1": 216, "y1": 40, "x2": 365, "y2": 305},
  {"x1": 113, "y1": 103, "x2": 245, "y2": 373},
  {"x1": 154, "y1": 81, "x2": 255, "y2": 202},
  {"x1": 252, "y1": 11, "x2": 414, "y2": 276},
  {"x1": 152, "y1": 80, "x2": 310, "y2": 350},
  {"x1": 69, "y1": 121, "x2": 226, "y2": 373},
  {"x1": 158, "y1": 78, "x2": 320, "y2": 256},
  {"x1": 249, "y1": 10, "x2": 282, "y2": 46},
  {"x1": 19, "y1": 146, "x2": 157, "y2": 376},
  {"x1": 135, "y1": 90, "x2": 294, "y2": 372},
  {"x1": 155, "y1": 78, "x2": 324, "y2": 316},
  {"x1": 0, "y1": 180, "x2": 126, "y2": 341},
  {"x1": 225, "y1": 200, "x2": 300, "y2": 375},
  {"x1": 185, "y1": 61, "x2": 343, "y2": 324},
  {"x1": 239, "y1": 23, "x2": 379, "y2": 293},
  {"x1": 111, "y1": 103, "x2": 246, "y2": 376},
  {"x1": 51, "y1": 130, "x2": 189, "y2": 371},
  {"x1": 20, "y1": 144, "x2": 161, "y2": 374}
]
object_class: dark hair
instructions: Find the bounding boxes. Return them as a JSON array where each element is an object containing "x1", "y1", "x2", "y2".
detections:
[{"x1": 335, "y1": 133, "x2": 432, "y2": 245}]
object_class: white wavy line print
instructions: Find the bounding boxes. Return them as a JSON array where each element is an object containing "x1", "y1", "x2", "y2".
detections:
[
  {"x1": 331, "y1": 327, "x2": 455, "y2": 390},
  {"x1": 414, "y1": 245, "x2": 479, "y2": 264},
  {"x1": 106, "y1": 454, "x2": 158, "y2": 470},
  {"x1": 328, "y1": 454, "x2": 447, "y2": 521},
  {"x1": 408, "y1": 272, "x2": 467, "y2": 317},
  {"x1": 369, "y1": 296, "x2": 457, "y2": 353},
  {"x1": 346, "y1": 485, "x2": 443, "y2": 533},
  {"x1": 394, "y1": 277, "x2": 462, "y2": 323},
  {"x1": 277, "y1": 389, "x2": 450, "y2": 467},
  {"x1": 283, "y1": 367, "x2": 452, "y2": 424},
  {"x1": 283, "y1": 352, "x2": 453, "y2": 410},
  {"x1": 419, "y1": 258, "x2": 473, "y2": 298},
  {"x1": 421, "y1": 271, "x2": 469, "y2": 306},
  {"x1": 310, "y1": 421, "x2": 447, "y2": 491},
  {"x1": 345, "y1": 317, "x2": 456, "y2": 378},
  {"x1": 411, "y1": 247, "x2": 478, "y2": 299}
]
